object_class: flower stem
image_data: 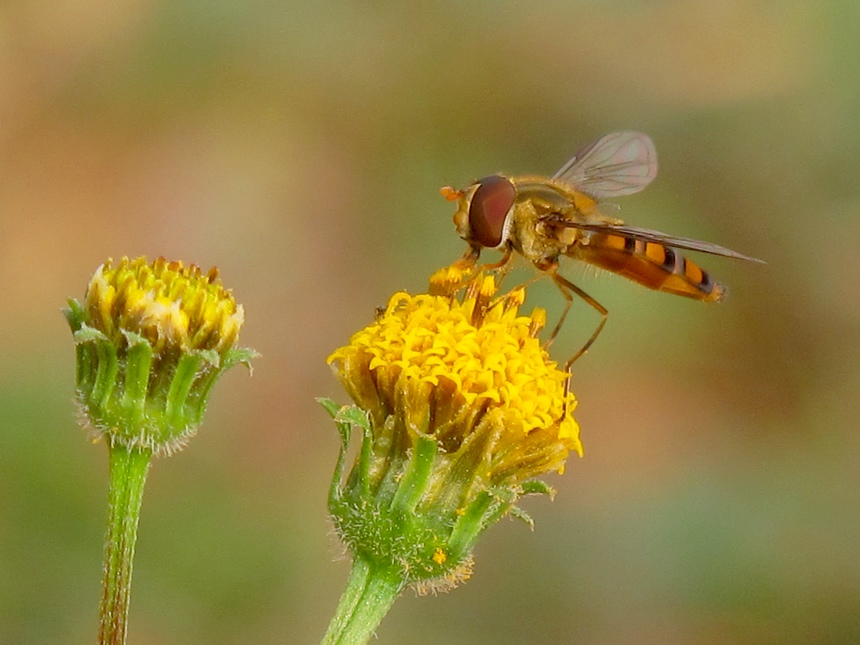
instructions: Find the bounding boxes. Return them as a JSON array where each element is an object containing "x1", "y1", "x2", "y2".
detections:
[
  {"x1": 99, "y1": 441, "x2": 152, "y2": 645},
  {"x1": 321, "y1": 554, "x2": 405, "y2": 645}
]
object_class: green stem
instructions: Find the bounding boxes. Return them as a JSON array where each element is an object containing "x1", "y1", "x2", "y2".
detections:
[
  {"x1": 99, "y1": 442, "x2": 152, "y2": 645},
  {"x1": 321, "y1": 554, "x2": 405, "y2": 645}
]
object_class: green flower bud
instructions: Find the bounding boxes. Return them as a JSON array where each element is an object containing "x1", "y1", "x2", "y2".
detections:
[{"x1": 64, "y1": 256, "x2": 256, "y2": 455}]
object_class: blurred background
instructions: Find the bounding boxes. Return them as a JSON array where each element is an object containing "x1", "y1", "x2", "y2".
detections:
[{"x1": 1, "y1": 1, "x2": 858, "y2": 643}]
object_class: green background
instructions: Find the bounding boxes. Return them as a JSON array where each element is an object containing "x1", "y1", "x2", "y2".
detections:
[{"x1": 1, "y1": 1, "x2": 857, "y2": 643}]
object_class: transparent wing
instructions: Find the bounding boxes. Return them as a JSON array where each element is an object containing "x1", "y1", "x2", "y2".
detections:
[
  {"x1": 552, "y1": 219, "x2": 766, "y2": 263},
  {"x1": 552, "y1": 131, "x2": 658, "y2": 198}
]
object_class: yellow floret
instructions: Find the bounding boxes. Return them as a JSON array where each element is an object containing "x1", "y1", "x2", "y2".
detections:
[
  {"x1": 328, "y1": 275, "x2": 581, "y2": 457},
  {"x1": 85, "y1": 256, "x2": 244, "y2": 355}
]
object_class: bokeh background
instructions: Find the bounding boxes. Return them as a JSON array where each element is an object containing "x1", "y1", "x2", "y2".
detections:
[{"x1": 1, "y1": 1, "x2": 858, "y2": 643}]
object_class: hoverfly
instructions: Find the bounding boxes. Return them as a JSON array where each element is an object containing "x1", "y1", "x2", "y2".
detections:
[{"x1": 437, "y1": 131, "x2": 763, "y2": 366}]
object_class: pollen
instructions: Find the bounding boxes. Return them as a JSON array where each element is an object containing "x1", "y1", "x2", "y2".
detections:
[{"x1": 327, "y1": 274, "x2": 582, "y2": 462}]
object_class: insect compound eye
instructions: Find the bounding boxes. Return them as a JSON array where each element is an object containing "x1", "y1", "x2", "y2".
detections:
[{"x1": 468, "y1": 175, "x2": 516, "y2": 248}]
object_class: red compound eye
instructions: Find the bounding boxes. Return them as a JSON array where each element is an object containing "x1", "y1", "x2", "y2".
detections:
[{"x1": 468, "y1": 175, "x2": 515, "y2": 248}]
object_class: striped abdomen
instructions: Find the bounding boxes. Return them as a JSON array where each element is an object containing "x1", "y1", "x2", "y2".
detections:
[{"x1": 572, "y1": 231, "x2": 724, "y2": 301}]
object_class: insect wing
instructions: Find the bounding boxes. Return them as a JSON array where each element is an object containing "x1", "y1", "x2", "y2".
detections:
[
  {"x1": 554, "y1": 219, "x2": 766, "y2": 263},
  {"x1": 553, "y1": 131, "x2": 658, "y2": 198}
]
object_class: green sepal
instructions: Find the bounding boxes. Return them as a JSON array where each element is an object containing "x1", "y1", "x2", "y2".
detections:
[
  {"x1": 319, "y1": 400, "x2": 373, "y2": 506},
  {"x1": 520, "y1": 479, "x2": 555, "y2": 498},
  {"x1": 72, "y1": 324, "x2": 108, "y2": 343},
  {"x1": 67, "y1": 320, "x2": 256, "y2": 455},
  {"x1": 323, "y1": 399, "x2": 562, "y2": 592},
  {"x1": 164, "y1": 350, "x2": 217, "y2": 430},
  {"x1": 72, "y1": 323, "x2": 119, "y2": 414},
  {"x1": 317, "y1": 397, "x2": 342, "y2": 419},
  {"x1": 508, "y1": 505, "x2": 534, "y2": 529},
  {"x1": 222, "y1": 347, "x2": 260, "y2": 373},
  {"x1": 334, "y1": 402, "x2": 372, "y2": 433},
  {"x1": 445, "y1": 485, "x2": 516, "y2": 563},
  {"x1": 336, "y1": 403, "x2": 374, "y2": 500},
  {"x1": 319, "y1": 398, "x2": 352, "y2": 504},
  {"x1": 507, "y1": 480, "x2": 556, "y2": 529},
  {"x1": 119, "y1": 330, "x2": 153, "y2": 430},
  {"x1": 390, "y1": 434, "x2": 437, "y2": 514},
  {"x1": 62, "y1": 297, "x2": 86, "y2": 331}
]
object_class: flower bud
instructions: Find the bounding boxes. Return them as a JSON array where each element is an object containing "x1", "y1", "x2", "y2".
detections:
[{"x1": 64, "y1": 256, "x2": 256, "y2": 455}]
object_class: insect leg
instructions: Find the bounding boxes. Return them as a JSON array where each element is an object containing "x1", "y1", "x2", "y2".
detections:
[
  {"x1": 480, "y1": 246, "x2": 512, "y2": 271},
  {"x1": 479, "y1": 247, "x2": 514, "y2": 289},
  {"x1": 429, "y1": 245, "x2": 482, "y2": 296},
  {"x1": 540, "y1": 261, "x2": 609, "y2": 369}
]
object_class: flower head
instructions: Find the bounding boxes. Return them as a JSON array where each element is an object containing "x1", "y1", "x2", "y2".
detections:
[
  {"x1": 64, "y1": 257, "x2": 256, "y2": 455},
  {"x1": 329, "y1": 274, "x2": 581, "y2": 472},
  {"x1": 324, "y1": 271, "x2": 581, "y2": 592},
  {"x1": 83, "y1": 256, "x2": 244, "y2": 355}
]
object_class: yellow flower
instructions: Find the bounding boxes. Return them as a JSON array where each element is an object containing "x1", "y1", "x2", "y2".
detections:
[
  {"x1": 84, "y1": 256, "x2": 244, "y2": 356},
  {"x1": 328, "y1": 273, "x2": 581, "y2": 484},
  {"x1": 323, "y1": 271, "x2": 582, "y2": 595}
]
